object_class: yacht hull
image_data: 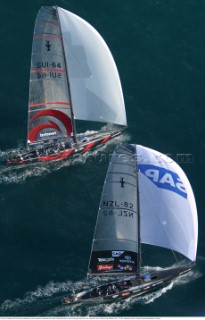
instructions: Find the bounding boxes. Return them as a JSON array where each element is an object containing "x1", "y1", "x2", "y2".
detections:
[
  {"x1": 6, "y1": 129, "x2": 123, "y2": 165},
  {"x1": 63, "y1": 266, "x2": 192, "y2": 306}
]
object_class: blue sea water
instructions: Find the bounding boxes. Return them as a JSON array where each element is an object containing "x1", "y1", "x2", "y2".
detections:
[{"x1": 0, "y1": 0, "x2": 205, "y2": 317}]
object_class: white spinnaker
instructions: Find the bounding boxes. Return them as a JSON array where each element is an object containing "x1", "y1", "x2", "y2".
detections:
[
  {"x1": 136, "y1": 145, "x2": 198, "y2": 262},
  {"x1": 57, "y1": 7, "x2": 127, "y2": 126}
]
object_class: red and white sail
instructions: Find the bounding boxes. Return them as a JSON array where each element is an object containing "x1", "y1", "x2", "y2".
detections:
[{"x1": 27, "y1": 7, "x2": 73, "y2": 145}]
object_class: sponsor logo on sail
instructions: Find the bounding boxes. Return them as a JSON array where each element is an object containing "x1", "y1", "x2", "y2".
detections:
[
  {"x1": 97, "y1": 264, "x2": 113, "y2": 271},
  {"x1": 112, "y1": 251, "x2": 124, "y2": 257},
  {"x1": 117, "y1": 264, "x2": 134, "y2": 271},
  {"x1": 97, "y1": 257, "x2": 114, "y2": 263},
  {"x1": 39, "y1": 131, "x2": 57, "y2": 137},
  {"x1": 138, "y1": 164, "x2": 187, "y2": 199},
  {"x1": 119, "y1": 259, "x2": 135, "y2": 264},
  {"x1": 124, "y1": 255, "x2": 131, "y2": 260}
]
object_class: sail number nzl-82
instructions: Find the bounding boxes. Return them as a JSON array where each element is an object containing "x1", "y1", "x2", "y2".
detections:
[{"x1": 102, "y1": 201, "x2": 134, "y2": 218}]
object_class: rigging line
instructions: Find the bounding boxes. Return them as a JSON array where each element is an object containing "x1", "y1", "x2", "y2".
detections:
[{"x1": 171, "y1": 249, "x2": 180, "y2": 264}]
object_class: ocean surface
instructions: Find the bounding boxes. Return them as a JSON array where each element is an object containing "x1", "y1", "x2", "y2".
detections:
[{"x1": 0, "y1": 0, "x2": 204, "y2": 317}]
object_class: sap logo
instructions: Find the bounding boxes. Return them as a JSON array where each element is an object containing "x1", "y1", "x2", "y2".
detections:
[
  {"x1": 138, "y1": 164, "x2": 187, "y2": 199},
  {"x1": 112, "y1": 251, "x2": 124, "y2": 258}
]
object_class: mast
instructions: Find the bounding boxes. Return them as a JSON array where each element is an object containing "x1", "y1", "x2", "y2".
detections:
[
  {"x1": 136, "y1": 150, "x2": 142, "y2": 277},
  {"x1": 56, "y1": 6, "x2": 77, "y2": 144}
]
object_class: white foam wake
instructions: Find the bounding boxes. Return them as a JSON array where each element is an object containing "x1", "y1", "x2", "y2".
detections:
[
  {"x1": 0, "y1": 280, "x2": 72, "y2": 313},
  {"x1": 1, "y1": 265, "x2": 200, "y2": 317}
]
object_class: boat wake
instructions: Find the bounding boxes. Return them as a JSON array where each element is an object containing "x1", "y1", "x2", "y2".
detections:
[
  {"x1": 0, "y1": 128, "x2": 131, "y2": 184},
  {"x1": 0, "y1": 280, "x2": 74, "y2": 316},
  {"x1": 0, "y1": 266, "x2": 200, "y2": 317},
  {"x1": 141, "y1": 265, "x2": 202, "y2": 305}
]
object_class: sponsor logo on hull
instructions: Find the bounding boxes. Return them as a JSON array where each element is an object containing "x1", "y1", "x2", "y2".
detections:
[{"x1": 121, "y1": 291, "x2": 130, "y2": 297}]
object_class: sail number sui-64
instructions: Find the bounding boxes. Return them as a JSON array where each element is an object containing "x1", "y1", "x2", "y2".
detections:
[
  {"x1": 102, "y1": 201, "x2": 134, "y2": 218},
  {"x1": 35, "y1": 62, "x2": 64, "y2": 79}
]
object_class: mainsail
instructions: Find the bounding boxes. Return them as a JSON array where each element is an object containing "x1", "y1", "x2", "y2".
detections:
[
  {"x1": 27, "y1": 6, "x2": 73, "y2": 145},
  {"x1": 88, "y1": 144, "x2": 198, "y2": 277},
  {"x1": 88, "y1": 144, "x2": 139, "y2": 276}
]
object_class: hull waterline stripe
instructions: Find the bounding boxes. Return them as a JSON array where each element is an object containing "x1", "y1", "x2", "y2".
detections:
[{"x1": 29, "y1": 102, "x2": 70, "y2": 108}]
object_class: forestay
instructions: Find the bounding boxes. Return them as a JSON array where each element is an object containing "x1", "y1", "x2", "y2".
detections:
[
  {"x1": 88, "y1": 144, "x2": 138, "y2": 276},
  {"x1": 28, "y1": 6, "x2": 73, "y2": 145},
  {"x1": 57, "y1": 7, "x2": 127, "y2": 126},
  {"x1": 137, "y1": 145, "x2": 198, "y2": 262}
]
